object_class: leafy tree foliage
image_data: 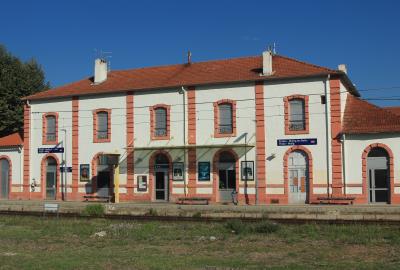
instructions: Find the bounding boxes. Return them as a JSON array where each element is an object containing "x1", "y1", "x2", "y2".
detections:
[{"x1": 0, "y1": 45, "x2": 49, "y2": 137}]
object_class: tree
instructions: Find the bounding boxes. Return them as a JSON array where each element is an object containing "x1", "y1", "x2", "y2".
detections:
[{"x1": 0, "y1": 45, "x2": 50, "y2": 137}]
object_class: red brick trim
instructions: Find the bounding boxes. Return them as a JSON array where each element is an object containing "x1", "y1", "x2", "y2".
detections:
[
  {"x1": 361, "y1": 143, "x2": 397, "y2": 204},
  {"x1": 42, "y1": 112, "x2": 59, "y2": 145},
  {"x1": 213, "y1": 99, "x2": 237, "y2": 138},
  {"x1": 255, "y1": 81, "x2": 266, "y2": 204},
  {"x1": 40, "y1": 154, "x2": 61, "y2": 200},
  {"x1": 0, "y1": 156, "x2": 12, "y2": 199},
  {"x1": 283, "y1": 95, "x2": 309, "y2": 135},
  {"x1": 93, "y1": 109, "x2": 111, "y2": 143},
  {"x1": 211, "y1": 149, "x2": 239, "y2": 203},
  {"x1": 187, "y1": 86, "x2": 196, "y2": 196},
  {"x1": 126, "y1": 92, "x2": 134, "y2": 198},
  {"x1": 150, "y1": 104, "x2": 171, "y2": 140},
  {"x1": 23, "y1": 104, "x2": 30, "y2": 196},
  {"x1": 148, "y1": 150, "x2": 173, "y2": 201},
  {"x1": 71, "y1": 97, "x2": 79, "y2": 196},
  {"x1": 283, "y1": 146, "x2": 314, "y2": 204},
  {"x1": 330, "y1": 79, "x2": 343, "y2": 196}
]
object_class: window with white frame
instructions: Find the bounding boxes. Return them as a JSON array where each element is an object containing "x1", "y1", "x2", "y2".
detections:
[
  {"x1": 218, "y1": 103, "x2": 233, "y2": 134},
  {"x1": 97, "y1": 111, "x2": 109, "y2": 139},
  {"x1": 289, "y1": 99, "x2": 305, "y2": 131},
  {"x1": 154, "y1": 107, "x2": 167, "y2": 137}
]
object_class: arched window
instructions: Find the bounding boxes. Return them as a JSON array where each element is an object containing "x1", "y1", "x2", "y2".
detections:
[
  {"x1": 154, "y1": 108, "x2": 167, "y2": 137},
  {"x1": 150, "y1": 105, "x2": 170, "y2": 140},
  {"x1": 284, "y1": 95, "x2": 309, "y2": 135},
  {"x1": 93, "y1": 109, "x2": 111, "y2": 143},
  {"x1": 42, "y1": 113, "x2": 58, "y2": 144},
  {"x1": 289, "y1": 99, "x2": 305, "y2": 131},
  {"x1": 218, "y1": 103, "x2": 233, "y2": 134},
  {"x1": 214, "y1": 100, "x2": 236, "y2": 137}
]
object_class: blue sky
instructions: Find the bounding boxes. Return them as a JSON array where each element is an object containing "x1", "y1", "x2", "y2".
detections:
[{"x1": 1, "y1": 0, "x2": 399, "y2": 106}]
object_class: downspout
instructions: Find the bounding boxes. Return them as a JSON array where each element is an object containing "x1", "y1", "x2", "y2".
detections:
[
  {"x1": 26, "y1": 100, "x2": 31, "y2": 199},
  {"x1": 324, "y1": 75, "x2": 331, "y2": 198}
]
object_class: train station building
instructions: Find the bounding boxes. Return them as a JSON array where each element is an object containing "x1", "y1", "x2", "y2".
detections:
[{"x1": 1, "y1": 50, "x2": 400, "y2": 204}]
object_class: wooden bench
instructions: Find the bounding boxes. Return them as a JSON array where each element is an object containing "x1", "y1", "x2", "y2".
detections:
[
  {"x1": 43, "y1": 203, "x2": 59, "y2": 217},
  {"x1": 315, "y1": 196, "x2": 356, "y2": 205},
  {"x1": 83, "y1": 195, "x2": 112, "y2": 203},
  {"x1": 177, "y1": 197, "x2": 211, "y2": 205}
]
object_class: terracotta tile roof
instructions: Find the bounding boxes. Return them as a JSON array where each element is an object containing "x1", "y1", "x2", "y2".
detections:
[
  {"x1": 25, "y1": 54, "x2": 345, "y2": 101},
  {"x1": 343, "y1": 95, "x2": 400, "y2": 134},
  {"x1": 384, "y1": 106, "x2": 400, "y2": 117},
  {"x1": 0, "y1": 132, "x2": 23, "y2": 147}
]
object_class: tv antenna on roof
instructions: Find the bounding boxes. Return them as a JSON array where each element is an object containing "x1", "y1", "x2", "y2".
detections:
[{"x1": 94, "y1": 49, "x2": 112, "y2": 71}]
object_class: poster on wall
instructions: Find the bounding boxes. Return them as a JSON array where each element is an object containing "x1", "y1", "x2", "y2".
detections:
[
  {"x1": 241, "y1": 161, "x2": 254, "y2": 181},
  {"x1": 137, "y1": 175, "x2": 148, "y2": 192},
  {"x1": 173, "y1": 162, "x2": 184, "y2": 181},
  {"x1": 80, "y1": 164, "x2": 90, "y2": 182},
  {"x1": 198, "y1": 162, "x2": 210, "y2": 181}
]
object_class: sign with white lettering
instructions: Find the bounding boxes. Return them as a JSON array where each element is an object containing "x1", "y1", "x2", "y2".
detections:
[
  {"x1": 38, "y1": 147, "x2": 64, "y2": 154},
  {"x1": 60, "y1": 166, "x2": 72, "y2": 173},
  {"x1": 277, "y1": 138, "x2": 317, "y2": 146}
]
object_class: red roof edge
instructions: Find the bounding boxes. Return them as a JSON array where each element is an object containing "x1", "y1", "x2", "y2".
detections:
[{"x1": 0, "y1": 132, "x2": 23, "y2": 147}]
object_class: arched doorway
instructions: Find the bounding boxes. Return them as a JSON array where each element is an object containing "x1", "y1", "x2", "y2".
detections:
[
  {"x1": 154, "y1": 153, "x2": 170, "y2": 201},
  {"x1": 367, "y1": 147, "x2": 390, "y2": 203},
  {"x1": 288, "y1": 150, "x2": 309, "y2": 204},
  {"x1": 45, "y1": 157, "x2": 58, "y2": 200},
  {"x1": 95, "y1": 154, "x2": 113, "y2": 197},
  {"x1": 0, "y1": 158, "x2": 10, "y2": 199},
  {"x1": 217, "y1": 151, "x2": 237, "y2": 203}
]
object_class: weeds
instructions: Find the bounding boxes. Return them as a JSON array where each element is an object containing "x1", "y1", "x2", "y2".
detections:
[{"x1": 82, "y1": 204, "x2": 105, "y2": 217}]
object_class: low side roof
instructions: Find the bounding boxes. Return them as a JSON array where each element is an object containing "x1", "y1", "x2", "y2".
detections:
[
  {"x1": 343, "y1": 95, "x2": 400, "y2": 134},
  {"x1": 24, "y1": 54, "x2": 357, "y2": 101},
  {"x1": 0, "y1": 132, "x2": 23, "y2": 147}
]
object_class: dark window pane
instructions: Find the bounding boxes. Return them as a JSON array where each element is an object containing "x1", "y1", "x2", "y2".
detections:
[
  {"x1": 289, "y1": 99, "x2": 305, "y2": 131},
  {"x1": 227, "y1": 170, "x2": 236, "y2": 189},
  {"x1": 375, "y1": 190, "x2": 389, "y2": 202},
  {"x1": 97, "y1": 112, "x2": 108, "y2": 139},
  {"x1": 154, "y1": 108, "x2": 167, "y2": 136},
  {"x1": 46, "y1": 115, "x2": 56, "y2": 141},
  {"x1": 374, "y1": 169, "x2": 388, "y2": 188},
  {"x1": 218, "y1": 103, "x2": 233, "y2": 133}
]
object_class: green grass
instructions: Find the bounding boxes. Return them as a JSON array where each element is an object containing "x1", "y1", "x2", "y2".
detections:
[{"x1": 0, "y1": 216, "x2": 400, "y2": 269}]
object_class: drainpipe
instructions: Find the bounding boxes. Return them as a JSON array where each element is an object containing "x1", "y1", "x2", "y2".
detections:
[
  {"x1": 25, "y1": 100, "x2": 31, "y2": 199},
  {"x1": 179, "y1": 87, "x2": 187, "y2": 197},
  {"x1": 324, "y1": 75, "x2": 331, "y2": 198},
  {"x1": 341, "y1": 133, "x2": 347, "y2": 196}
]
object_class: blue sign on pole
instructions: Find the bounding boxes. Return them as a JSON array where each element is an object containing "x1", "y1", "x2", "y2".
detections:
[
  {"x1": 60, "y1": 166, "x2": 72, "y2": 173},
  {"x1": 277, "y1": 138, "x2": 317, "y2": 146},
  {"x1": 38, "y1": 147, "x2": 64, "y2": 154}
]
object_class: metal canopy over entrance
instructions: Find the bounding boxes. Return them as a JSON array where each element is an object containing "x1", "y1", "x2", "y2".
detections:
[{"x1": 367, "y1": 147, "x2": 390, "y2": 204}]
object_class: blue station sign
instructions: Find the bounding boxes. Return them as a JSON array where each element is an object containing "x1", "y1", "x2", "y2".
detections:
[
  {"x1": 38, "y1": 147, "x2": 64, "y2": 154},
  {"x1": 60, "y1": 166, "x2": 72, "y2": 173},
  {"x1": 277, "y1": 138, "x2": 317, "y2": 146}
]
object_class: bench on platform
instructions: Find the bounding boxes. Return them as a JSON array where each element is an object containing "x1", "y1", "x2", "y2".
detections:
[
  {"x1": 315, "y1": 196, "x2": 356, "y2": 205},
  {"x1": 83, "y1": 195, "x2": 112, "y2": 203},
  {"x1": 177, "y1": 197, "x2": 211, "y2": 205},
  {"x1": 43, "y1": 203, "x2": 59, "y2": 217}
]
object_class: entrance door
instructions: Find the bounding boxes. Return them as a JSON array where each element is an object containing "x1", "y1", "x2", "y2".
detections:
[
  {"x1": 155, "y1": 171, "x2": 168, "y2": 201},
  {"x1": 368, "y1": 156, "x2": 389, "y2": 203},
  {"x1": 0, "y1": 159, "x2": 10, "y2": 199},
  {"x1": 97, "y1": 164, "x2": 110, "y2": 197},
  {"x1": 218, "y1": 162, "x2": 236, "y2": 203},
  {"x1": 288, "y1": 151, "x2": 309, "y2": 204},
  {"x1": 46, "y1": 157, "x2": 57, "y2": 200}
]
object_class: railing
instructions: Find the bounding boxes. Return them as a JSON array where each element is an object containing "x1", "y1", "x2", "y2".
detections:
[
  {"x1": 154, "y1": 128, "x2": 167, "y2": 137},
  {"x1": 46, "y1": 133, "x2": 56, "y2": 142},
  {"x1": 219, "y1": 125, "x2": 233, "y2": 134},
  {"x1": 289, "y1": 121, "x2": 305, "y2": 131},
  {"x1": 97, "y1": 131, "x2": 108, "y2": 139}
]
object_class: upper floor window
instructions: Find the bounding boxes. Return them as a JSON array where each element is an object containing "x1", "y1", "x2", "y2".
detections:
[
  {"x1": 93, "y1": 109, "x2": 111, "y2": 143},
  {"x1": 154, "y1": 107, "x2": 167, "y2": 137},
  {"x1": 289, "y1": 99, "x2": 305, "y2": 131},
  {"x1": 218, "y1": 103, "x2": 233, "y2": 134},
  {"x1": 42, "y1": 113, "x2": 58, "y2": 144},
  {"x1": 97, "y1": 112, "x2": 109, "y2": 139},
  {"x1": 214, "y1": 99, "x2": 236, "y2": 137},
  {"x1": 150, "y1": 104, "x2": 170, "y2": 140},
  {"x1": 284, "y1": 95, "x2": 309, "y2": 135}
]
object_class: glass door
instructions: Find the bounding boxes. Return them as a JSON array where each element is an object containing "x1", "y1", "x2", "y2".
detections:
[{"x1": 46, "y1": 171, "x2": 56, "y2": 200}]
